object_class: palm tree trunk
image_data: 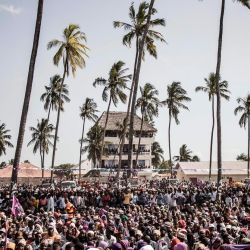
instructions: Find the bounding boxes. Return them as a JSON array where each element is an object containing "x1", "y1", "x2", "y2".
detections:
[
  {"x1": 127, "y1": 0, "x2": 155, "y2": 173},
  {"x1": 50, "y1": 58, "x2": 68, "y2": 182},
  {"x1": 78, "y1": 116, "x2": 86, "y2": 182},
  {"x1": 11, "y1": 0, "x2": 44, "y2": 184},
  {"x1": 215, "y1": 0, "x2": 225, "y2": 189},
  {"x1": 168, "y1": 110, "x2": 172, "y2": 177},
  {"x1": 101, "y1": 96, "x2": 112, "y2": 167},
  {"x1": 248, "y1": 112, "x2": 250, "y2": 177},
  {"x1": 135, "y1": 112, "x2": 144, "y2": 167},
  {"x1": 40, "y1": 144, "x2": 44, "y2": 179},
  {"x1": 117, "y1": 36, "x2": 139, "y2": 180},
  {"x1": 209, "y1": 96, "x2": 215, "y2": 181}
]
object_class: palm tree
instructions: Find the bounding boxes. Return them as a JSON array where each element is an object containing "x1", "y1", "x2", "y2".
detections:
[
  {"x1": 27, "y1": 119, "x2": 54, "y2": 178},
  {"x1": 0, "y1": 123, "x2": 13, "y2": 157},
  {"x1": 212, "y1": 0, "x2": 250, "y2": 187},
  {"x1": 135, "y1": 83, "x2": 159, "y2": 166},
  {"x1": 234, "y1": 94, "x2": 250, "y2": 177},
  {"x1": 93, "y1": 61, "x2": 131, "y2": 164},
  {"x1": 40, "y1": 74, "x2": 70, "y2": 121},
  {"x1": 11, "y1": 0, "x2": 44, "y2": 184},
  {"x1": 151, "y1": 141, "x2": 164, "y2": 168},
  {"x1": 47, "y1": 24, "x2": 88, "y2": 180},
  {"x1": 191, "y1": 155, "x2": 200, "y2": 162},
  {"x1": 82, "y1": 125, "x2": 104, "y2": 168},
  {"x1": 195, "y1": 73, "x2": 230, "y2": 180},
  {"x1": 162, "y1": 82, "x2": 191, "y2": 177},
  {"x1": 114, "y1": 0, "x2": 166, "y2": 174},
  {"x1": 174, "y1": 144, "x2": 192, "y2": 162},
  {"x1": 236, "y1": 153, "x2": 248, "y2": 161},
  {"x1": 78, "y1": 98, "x2": 98, "y2": 181}
]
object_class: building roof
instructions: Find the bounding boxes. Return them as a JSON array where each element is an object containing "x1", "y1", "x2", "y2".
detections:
[
  {"x1": 97, "y1": 111, "x2": 157, "y2": 132},
  {"x1": 177, "y1": 161, "x2": 248, "y2": 176},
  {"x1": 0, "y1": 163, "x2": 51, "y2": 178}
]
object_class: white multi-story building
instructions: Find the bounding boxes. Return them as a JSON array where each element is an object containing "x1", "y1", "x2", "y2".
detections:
[{"x1": 97, "y1": 112, "x2": 156, "y2": 169}]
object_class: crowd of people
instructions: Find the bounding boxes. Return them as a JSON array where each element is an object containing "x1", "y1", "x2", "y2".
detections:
[{"x1": 0, "y1": 179, "x2": 250, "y2": 250}]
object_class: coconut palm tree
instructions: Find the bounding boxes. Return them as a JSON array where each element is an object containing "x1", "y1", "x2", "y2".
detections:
[
  {"x1": 82, "y1": 125, "x2": 104, "y2": 168},
  {"x1": 27, "y1": 119, "x2": 54, "y2": 178},
  {"x1": 78, "y1": 98, "x2": 98, "y2": 181},
  {"x1": 195, "y1": 73, "x2": 230, "y2": 180},
  {"x1": 174, "y1": 144, "x2": 193, "y2": 162},
  {"x1": 47, "y1": 24, "x2": 88, "y2": 180},
  {"x1": 151, "y1": 141, "x2": 164, "y2": 168},
  {"x1": 162, "y1": 82, "x2": 191, "y2": 177},
  {"x1": 93, "y1": 61, "x2": 131, "y2": 163},
  {"x1": 0, "y1": 123, "x2": 13, "y2": 157},
  {"x1": 114, "y1": 0, "x2": 166, "y2": 173},
  {"x1": 212, "y1": 0, "x2": 250, "y2": 186},
  {"x1": 40, "y1": 75, "x2": 70, "y2": 121},
  {"x1": 135, "y1": 83, "x2": 159, "y2": 166},
  {"x1": 236, "y1": 153, "x2": 248, "y2": 161},
  {"x1": 234, "y1": 94, "x2": 250, "y2": 177},
  {"x1": 11, "y1": 0, "x2": 44, "y2": 184}
]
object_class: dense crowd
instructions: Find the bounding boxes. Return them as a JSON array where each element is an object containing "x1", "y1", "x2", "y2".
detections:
[{"x1": 1, "y1": 180, "x2": 250, "y2": 250}]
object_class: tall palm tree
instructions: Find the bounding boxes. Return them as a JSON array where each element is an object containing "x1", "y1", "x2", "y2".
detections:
[
  {"x1": 0, "y1": 123, "x2": 13, "y2": 157},
  {"x1": 234, "y1": 94, "x2": 250, "y2": 177},
  {"x1": 195, "y1": 73, "x2": 230, "y2": 180},
  {"x1": 93, "y1": 61, "x2": 131, "y2": 164},
  {"x1": 78, "y1": 98, "x2": 98, "y2": 181},
  {"x1": 135, "y1": 83, "x2": 159, "y2": 165},
  {"x1": 114, "y1": 0, "x2": 166, "y2": 174},
  {"x1": 27, "y1": 119, "x2": 54, "y2": 178},
  {"x1": 82, "y1": 125, "x2": 104, "y2": 168},
  {"x1": 151, "y1": 141, "x2": 164, "y2": 168},
  {"x1": 11, "y1": 0, "x2": 44, "y2": 184},
  {"x1": 162, "y1": 82, "x2": 191, "y2": 177},
  {"x1": 212, "y1": 0, "x2": 250, "y2": 187},
  {"x1": 40, "y1": 75, "x2": 70, "y2": 121},
  {"x1": 47, "y1": 24, "x2": 88, "y2": 180}
]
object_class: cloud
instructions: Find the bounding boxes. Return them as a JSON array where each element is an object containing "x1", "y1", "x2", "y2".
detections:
[{"x1": 0, "y1": 4, "x2": 22, "y2": 15}]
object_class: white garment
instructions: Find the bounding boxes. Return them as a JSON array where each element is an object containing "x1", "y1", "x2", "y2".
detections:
[{"x1": 140, "y1": 245, "x2": 154, "y2": 250}]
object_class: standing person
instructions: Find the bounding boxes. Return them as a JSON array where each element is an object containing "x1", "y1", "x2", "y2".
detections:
[
  {"x1": 65, "y1": 198, "x2": 75, "y2": 221},
  {"x1": 47, "y1": 193, "x2": 55, "y2": 213}
]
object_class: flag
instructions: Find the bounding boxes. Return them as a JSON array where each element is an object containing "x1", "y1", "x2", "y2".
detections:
[{"x1": 11, "y1": 195, "x2": 24, "y2": 217}]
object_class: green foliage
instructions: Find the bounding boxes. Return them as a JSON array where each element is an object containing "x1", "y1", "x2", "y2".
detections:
[
  {"x1": 234, "y1": 94, "x2": 250, "y2": 128},
  {"x1": 54, "y1": 163, "x2": 74, "y2": 178},
  {"x1": 93, "y1": 61, "x2": 131, "y2": 106},
  {"x1": 174, "y1": 144, "x2": 200, "y2": 162},
  {"x1": 40, "y1": 75, "x2": 70, "y2": 113},
  {"x1": 114, "y1": 1, "x2": 166, "y2": 59},
  {"x1": 236, "y1": 153, "x2": 249, "y2": 161},
  {"x1": 151, "y1": 141, "x2": 164, "y2": 168},
  {"x1": 162, "y1": 82, "x2": 191, "y2": 125},
  {"x1": 0, "y1": 123, "x2": 13, "y2": 156},
  {"x1": 47, "y1": 24, "x2": 88, "y2": 76},
  {"x1": 80, "y1": 98, "x2": 98, "y2": 122}
]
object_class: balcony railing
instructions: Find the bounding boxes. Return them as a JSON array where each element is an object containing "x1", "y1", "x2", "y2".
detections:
[{"x1": 106, "y1": 149, "x2": 150, "y2": 156}]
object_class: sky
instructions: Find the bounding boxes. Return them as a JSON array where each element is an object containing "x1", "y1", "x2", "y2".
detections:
[{"x1": 0, "y1": 0, "x2": 250, "y2": 167}]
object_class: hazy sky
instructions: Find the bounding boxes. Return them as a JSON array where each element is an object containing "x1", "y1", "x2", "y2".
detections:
[{"x1": 0, "y1": 0, "x2": 250, "y2": 167}]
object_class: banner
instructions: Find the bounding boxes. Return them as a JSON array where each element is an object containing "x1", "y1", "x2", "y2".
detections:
[{"x1": 11, "y1": 195, "x2": 24, "y2": 217}]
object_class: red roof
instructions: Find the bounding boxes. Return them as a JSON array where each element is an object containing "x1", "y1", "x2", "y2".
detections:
[{"x1": 0, "y1": 163, "x2": 51, "y2": 178}]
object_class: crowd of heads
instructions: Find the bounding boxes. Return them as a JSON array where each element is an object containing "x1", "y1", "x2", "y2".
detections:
[{"x1": 0, "y1": 179, "x2": 250, "y2": 250}]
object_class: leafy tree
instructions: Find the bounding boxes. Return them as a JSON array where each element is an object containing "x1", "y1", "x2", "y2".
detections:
[
  {"x1": 47, "y1": 24, "x2": 88, "y2": 180},
  {"x1": 24, "y1": 160, "x2": 30, "y2": 163},
  {"x1": 0, "y1": 162, "x2": 6, "y2": 169},
  {"x1": 191, "y1": 155, "x2": 200, "y2": 162},
  {"x1": 162, "y1": 82, "x2": 191, "y2": 177},
  {"x1": 195, "y1": 73, "x2": 230, "y2": 180},
  {"x1": 78, "y1": 98, "x2": 98, "y2": 180},
  {"x1": 82, "y1": 125, "x2": 104, "y2": 168},
  {"x1": 40, "y1": 74, "x2": 70, "y2": 121},
  {"x1": 174, "y1": 144, "x2": 200, "y2": 162},
  {"x1": 234, "y1": 94, "x2": 250, "y2": 176},
  {"x1": 211, "y1": 0, "x2": 250, "y2": 186},
  {"x1": 12, "y1": 0, "x2": 44, "y2": 183},
  {"x1": 151, "y1": 141, "x2": 164, "y2": 168},
  {"x1": 135, "y1": 83, "x2": 159, "y2": 165},
  {"x1": 114, "y1": 0, "x2": 166, "y2": 174},
  {"x1": 236, "y1": 153, "x2": 248, "y2": 161},
  {"x1": 27, "y1": 119, "x2": 54, "y2": 178},
  {"x1": 54, "y1": 163, "x2": 74, "y2": 179},
  {"x1": 0, "y1": 123, "x2": 13, "y2": 157},
  {"x1": 93, "y1": 61, "x2": 131, "y2": 161}
]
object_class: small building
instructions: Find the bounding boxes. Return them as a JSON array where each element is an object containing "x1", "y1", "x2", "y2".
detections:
[
  {"x1": 0, "y1": 162, "x2": 51, "y2": 185},
  {"x1": 97, "y1": 111, "x2": 156, "y2": 169},
  {"x1": 176, "y1": 161, "x2": 248, "y2": 182}
]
